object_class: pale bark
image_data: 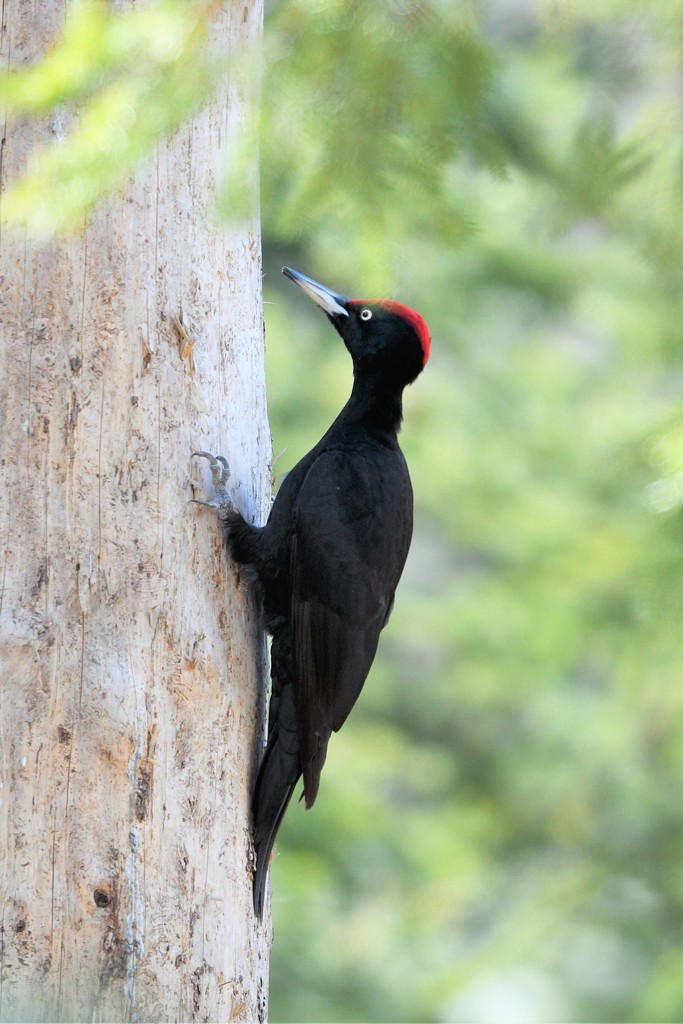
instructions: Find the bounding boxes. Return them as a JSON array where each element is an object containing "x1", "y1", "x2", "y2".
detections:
[{"x1": 0, "y1": 2, "x2": 271, "y2": 1022}]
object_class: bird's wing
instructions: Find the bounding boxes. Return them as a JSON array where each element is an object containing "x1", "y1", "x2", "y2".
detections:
[{"x1": 290, "y1": 448, "x2": 412, "y2": 805}]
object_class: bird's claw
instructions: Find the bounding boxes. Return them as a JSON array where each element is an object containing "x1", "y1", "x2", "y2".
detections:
[
  {"x1": 193, "y1": 451, "x2": 230, "y2": 490},
  {"x1": 191, "y1": 451, "x2": 235, "y2": 520}
]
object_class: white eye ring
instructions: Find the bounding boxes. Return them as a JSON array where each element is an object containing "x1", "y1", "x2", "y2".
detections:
[{"x1": 360, "y1": 308, "x2": 373, "y2": 321}]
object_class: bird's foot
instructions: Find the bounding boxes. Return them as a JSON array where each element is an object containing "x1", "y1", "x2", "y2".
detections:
[{"x1": 191, "y1": 451, "x2": 235, "y2": 521}]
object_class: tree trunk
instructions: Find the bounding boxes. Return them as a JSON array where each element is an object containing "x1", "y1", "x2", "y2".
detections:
[{"x1": 0, "y1": 3, "x2": 271, "y2": 1022}]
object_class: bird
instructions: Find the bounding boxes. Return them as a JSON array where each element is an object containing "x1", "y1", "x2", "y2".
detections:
[{"x1": 193, "y1": 266, "x2": 430, "y2": 919}]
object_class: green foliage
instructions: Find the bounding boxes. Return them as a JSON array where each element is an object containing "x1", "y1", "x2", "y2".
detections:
[
  {"x1": 3, "y1": 1, "x2": 682, "y2": 1020},
  {"x1": 259, "y1": 0, "x2": 500, "y2": 286},
  {"x1": 260, "y1": 3, "x2": 683, "y2": 1021},
  {"x1": 0, "y1": 1, "x2": 219, "y2": 235}
]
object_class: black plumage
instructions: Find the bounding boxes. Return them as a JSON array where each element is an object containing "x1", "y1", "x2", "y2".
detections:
[{"x1": 217, "y1": 267, "x2": 430, "y2": 918}]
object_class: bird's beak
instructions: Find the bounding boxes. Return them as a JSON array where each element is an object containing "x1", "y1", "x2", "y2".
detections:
[{"x1": 282, "y1": 267, "x2": 349, "y2": 318}]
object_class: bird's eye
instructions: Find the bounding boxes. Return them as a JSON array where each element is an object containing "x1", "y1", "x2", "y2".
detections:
[{"x1": 360, "y1": 308, "x2": 373, "y2": 321}]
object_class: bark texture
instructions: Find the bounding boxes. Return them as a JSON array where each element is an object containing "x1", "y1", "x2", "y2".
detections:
[{"x1": 0, "y1": 2, "x2": 271, "y2": 1021}]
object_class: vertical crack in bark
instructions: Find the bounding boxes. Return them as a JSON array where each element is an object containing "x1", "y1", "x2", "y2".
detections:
[
  {"x1": 78, "y1": 226, "x2": 88, "y2": 368},
  {"x1": 97, "y1": 375, "x2": 106, "y2": 572},
  {"x1": 0, "y1": 0, "x2": 10, "y2": 246}
]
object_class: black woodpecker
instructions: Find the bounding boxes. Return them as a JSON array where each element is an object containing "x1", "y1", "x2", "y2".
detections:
[{"x1": 194, "y1": 267, "x2": 430, "y2": 919}]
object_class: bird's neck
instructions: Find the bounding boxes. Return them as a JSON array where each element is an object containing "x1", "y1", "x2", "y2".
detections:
[{"x1": 342, "y1": 369, "x2": 404, "y2": 437}]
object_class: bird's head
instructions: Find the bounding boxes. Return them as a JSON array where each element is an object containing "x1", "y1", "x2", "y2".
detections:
[{"x1": 282, "y1": 266, "x2": 430, "y2": 387}]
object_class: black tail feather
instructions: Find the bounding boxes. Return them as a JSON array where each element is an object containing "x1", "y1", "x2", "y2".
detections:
[
  {"x1": 252, "y1": 725, "x2": 301, "y2": 919},
  {"x1": 252, "y1": 770, "x2": 298, "y2": 918},
  {"x1": 252, "y1": 624, "x2": 301, "y2": 919}
]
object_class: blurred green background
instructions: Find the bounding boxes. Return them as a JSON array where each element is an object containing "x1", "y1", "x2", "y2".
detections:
[
  {"x1": 260, "y1": 3, "x2": 683, "y2": 1021},
  {"x1": 3, "y1": 1, "x2": 682, "y2": 1021}
]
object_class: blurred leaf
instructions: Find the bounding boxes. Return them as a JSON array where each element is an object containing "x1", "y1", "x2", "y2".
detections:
[{"x1": 0, "y1": 1, "x2": 221, "y2": 234}]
